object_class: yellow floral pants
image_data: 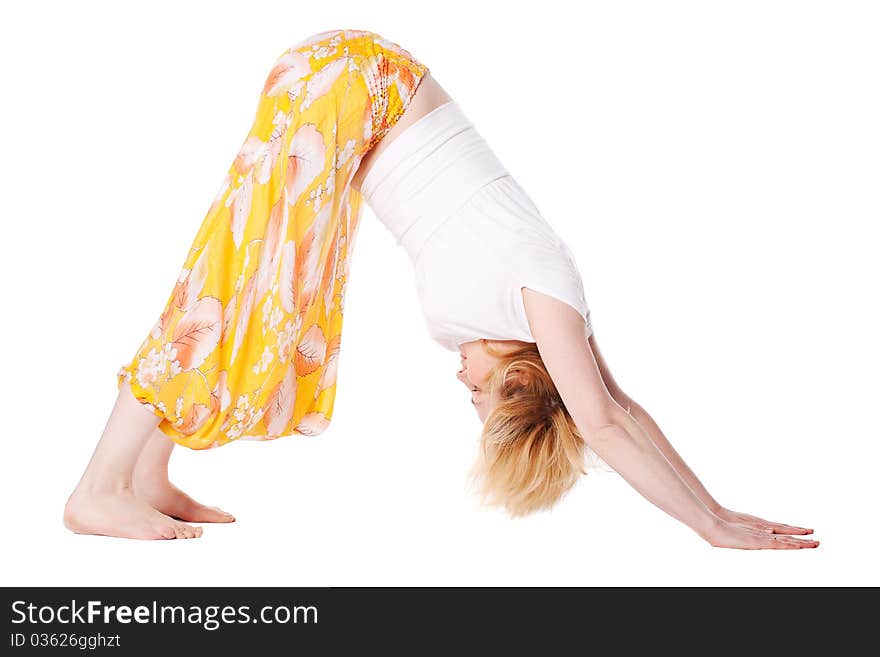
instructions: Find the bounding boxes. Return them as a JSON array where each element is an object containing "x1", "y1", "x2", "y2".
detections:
[{"x1": 116, "y1": 29, "x2": 429, "y2": 449}]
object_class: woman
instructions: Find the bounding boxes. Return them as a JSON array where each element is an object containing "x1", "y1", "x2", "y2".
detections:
[{"x1": 64, "y1": 29, "x2": 818, "y2": 549}]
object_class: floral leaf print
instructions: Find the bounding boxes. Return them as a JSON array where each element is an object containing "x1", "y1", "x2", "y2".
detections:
[
  {"x1": 276, "y1": 316, "x2": 301, "y2": 363},
  {"x1": 294, "y1": 323, "x2": 327, "y2": 377},
  {"x1": 171, "y1": 277, "x2": 189, "y2": 314},
  {"x1": 285, "y1": 124, "x2": 326, "y2": 204},
  {"x1": 299, "y1": 204, "x2": 332, "y2": 304},
  {"x1": 320, "y1": 223, "x2": 341, "y2": 319},
  {"x1": 211, "y1": 369, "x2": 231, "y2": 414},
  {"x1": 257, "y1": 112, "x2": 289, "y2": 184},
  {"x1": 231, "y1": 271, "x2": 257, "y2": 365},
  {"x1": 226, "y1": 169, "x2": 254, "y2": 249},
  {"x1": 255, "y1": 194, "x2": 289, "y2": 301},
  {"x1": 279, "y1": 240, "x2": 297, "y2": 314},
  {"x1": 315, "y1": 333, "x2": 341, "y2": 398},
  {"x1": 263, "y1": 51, "x2": 312, "y2": 97},
  {"x1": 221, "y1": 292, "x2": 237, "y2": 346},
  {"x1": 341, "y1": 30, "x2": 372, "y2": 41},
  {"x1": 361, "y1": 55, "x2": 388, "y2": 146},
  {"x1": 373, "y1": 36, "x2": 414, "y2": 58},
  {"x1": 361, "y1": 94, "x2": 374, "y2": 145},
  {"x1": 257, "y1": 140, "x2": 279, "y2": 185},
  {"x1": 285, "y1": 80, "x2": 307, "y2": 106},
  {"x1": 252, "y1": 344, "x2": 274, "y2": 375},
  {"x1": 116, "y1": 31, "x2": 430, "y2": 448},
  {"x1": 209, "y1": 174, "x2": 231, "y2": 214},
  {"x1": 294, "y1": 412, "x2": 330, "y2": 436},
  {"x1": 344, "y1": 196, "x2": 361, "y2": 257},
  {"x1": 178, "y1": 403, "x2": 212, "y2": 436},
  {"x1": 264, "y1": 365, "x2": 297, "y2": 437},
  {"x1": 155, "y1": 301, "x2": 175, "y2": 340},
  {"x1": 233, "y1": 136, "x2": 268, "y2": 175},
  {"x1": 133, "y1": 343, "x2": 179, "y2": 391},
  {"x1": 176, "y1": 245, "x2": 210, "y2": 312},
  {"x1": 171, "y1": 296, "x2": 222, "y2": 371},
  {"x1": 291, "y1": 30, "x2": 344, "y2": 54},
  {"x1": 300, "y1": 56, "x2": 348, "y2": 111},
  {"x1": 155, "y1": 266, "x2": 195, "y2": 339},
  {"x1": 295, "y1": 230, "x2": 315, "y2": 307},
  {"x1": 392, "y1": 63, "x2": 418, "y2": 103},
  {"x1": 221, "y1": 391, "x2": 266, "y2": 441}
]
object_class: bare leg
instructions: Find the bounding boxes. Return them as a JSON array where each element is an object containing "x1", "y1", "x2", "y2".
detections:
[
  {"x1": 132, "y1": 429, "x2": 235, "y2": 523},
  {"x1": 63, "y1": 380, "x2": 203, "y2": 540}
]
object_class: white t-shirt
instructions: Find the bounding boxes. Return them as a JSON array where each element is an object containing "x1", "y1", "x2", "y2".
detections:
[
  {"x1": 414, "y1": 175, "x2": 592, "y2": 351},
  {"x1": 361, "y1": 101, "x2": 592, "y2": 352}
]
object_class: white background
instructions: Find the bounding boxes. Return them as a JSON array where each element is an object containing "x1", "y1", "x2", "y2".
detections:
[{"x1": 1, "y1": 1, "x2": 877, "y2": 586}]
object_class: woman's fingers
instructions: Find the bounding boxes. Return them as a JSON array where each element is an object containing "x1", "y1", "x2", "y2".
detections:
[
  {"x1": 708, "y1": 520, "x2": 820, "y2": 550},
  {"x1": 766, "y1": 522, "x2": 813, "y2": 535},
  {"x1": 765, "y1": 534, "x2": 820, "y2": 549},
  {"x1": 735, "y1": 513, "x2": 814, "y2": 535},
  {"x1": 729, "y1": 510, "x2": 815, "y2": 535},
  {"x1": 744, "y1": 526, "x2": 820, "y2": 549},
  {"x1": 732, "y1": 520, "x2": 779, "y2": 534}
]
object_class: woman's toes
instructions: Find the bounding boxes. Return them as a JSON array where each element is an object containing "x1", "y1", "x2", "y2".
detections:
[
  {"x1": 134, "y1": 480, "x2": 235, "y2": 524},
  {"x1": 204, "y1": 506, "x2": 236, "y2": 523},
  {"x1": 179, "y1": 504, "x2": 235, "y2": 523},
  {"x1": 177, "y1": 522, "x2": 202, "y2": 539},
  {"x1": 161, "y1": 526, "x2": 177, "y2": 539}
]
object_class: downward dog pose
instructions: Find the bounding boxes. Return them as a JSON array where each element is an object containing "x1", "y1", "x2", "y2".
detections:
[{"x1": 65, "y1": 29, "x2": 817, "y2": 549}]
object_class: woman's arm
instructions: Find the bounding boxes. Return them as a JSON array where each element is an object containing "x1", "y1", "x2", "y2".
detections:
[
  {"x1": 587, "y1": 399, "x2": 722, "y2": 540},
  {"x1": 521, "y1": 288, "x2": 819, "y2": 549},
  {"x1": 521, "y1": 289, "x2": 719, "y2": 539},
  {"x1": 619, "y1": 398, "x2": 721, "y2": 510},
  {"x1": 588, "y1": 337, "x2": 724, "y2": 513},
  {"x1": 590, "y1": 334, "x2": 814, "y2": 536}
]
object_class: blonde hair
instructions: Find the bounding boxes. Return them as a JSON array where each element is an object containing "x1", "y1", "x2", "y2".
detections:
[{"x1": 468, "y1": 339, "x2": 587, "y2": 517}]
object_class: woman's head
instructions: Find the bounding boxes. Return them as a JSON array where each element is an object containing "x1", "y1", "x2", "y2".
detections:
[
  {"x1": 457, "y1": 338, "x2": 588, "y2": 517},
  {"x1": 456, "y1": 338, "x2": 506, "y2": 422}
]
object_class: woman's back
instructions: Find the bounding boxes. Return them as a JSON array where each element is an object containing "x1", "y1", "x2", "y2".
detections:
[{"x1": 360, "y1": 99, "x2": 592, "y2": 351}]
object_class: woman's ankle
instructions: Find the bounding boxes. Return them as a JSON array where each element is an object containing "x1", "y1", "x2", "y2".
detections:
[
  {"x1": 131, "y1": 465, "x2": 170, "y2": 489},
  {"x1": 71, "y1": 476, "x2": 135, "y2": 497}
]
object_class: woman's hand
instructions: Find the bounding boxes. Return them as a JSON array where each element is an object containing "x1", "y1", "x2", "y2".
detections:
[
  {"x1": 715, "y1": 507, "x2": 814, "y2": 536},
  {"x1": 703, "y1": 518, "x2": 820, "y2": 550}
]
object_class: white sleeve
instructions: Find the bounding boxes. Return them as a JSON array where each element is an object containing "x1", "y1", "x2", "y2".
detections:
[{"x1": 510, "y1": 239, "x2": 593, "y2": 339}]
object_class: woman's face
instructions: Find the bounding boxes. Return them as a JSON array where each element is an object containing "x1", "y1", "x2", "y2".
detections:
[{"x1": 456, "y1": 339, "x2": 527, "y2": 422}]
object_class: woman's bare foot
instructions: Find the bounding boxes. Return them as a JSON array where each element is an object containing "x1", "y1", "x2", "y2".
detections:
[
  {"x1": 64, "y1": 487, "x2": 203, "y2": 540},
  {"x1": 133, "y1": 477, "x2": 235, "y2": 523},
  {"x1": 131, "y1": 428, "x2": 235, "y2": 523}
]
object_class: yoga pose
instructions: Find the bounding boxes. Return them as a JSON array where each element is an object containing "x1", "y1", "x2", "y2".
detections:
[{"x1": 64, "y1": 29, "x2": 818, "y2": 549}]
